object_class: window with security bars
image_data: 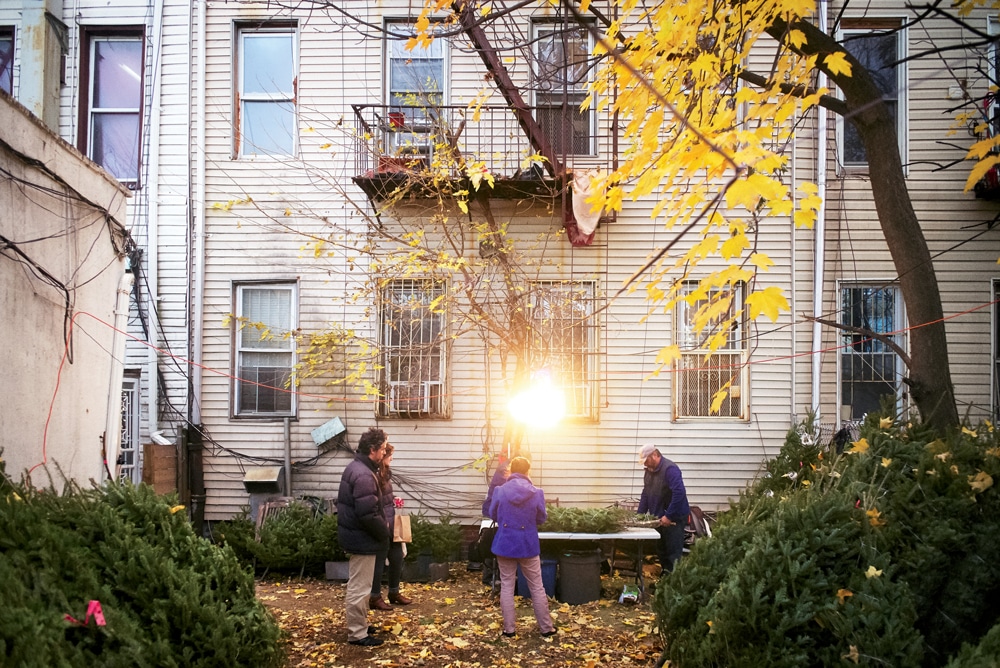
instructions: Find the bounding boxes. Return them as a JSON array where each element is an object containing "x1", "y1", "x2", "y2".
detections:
[
  {"x1": 674, "y1": 283, "x2": 748, "y2": 419},
  {"x1": 533, "y1": 22, "x2": 595, "y2": 156},
  {"x1": 381, "y1": 280, "x2": 448, "y2": 418},
  {"x1": 0, "y1": 27, "x2": 13, "y2": 95},
  {"x1": 839, "y1": 284, "x2": 904, "y2": 420},
  {"x1": 234, "y1": 283, "x2": 296, "y2": 417},
  {"x1": 529, "y1": 281, "x2": 599, "y2": 419}
]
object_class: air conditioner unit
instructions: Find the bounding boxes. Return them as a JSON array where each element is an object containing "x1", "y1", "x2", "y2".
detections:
[{"x1": 388, "y1": 380, "x2": 442, "y2": 414}]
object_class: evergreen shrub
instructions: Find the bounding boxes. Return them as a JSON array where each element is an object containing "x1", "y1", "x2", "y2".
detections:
[
  {"x1": 215, "y1": 501, "x2": 343, "y2": 575},
  {"x1": 0, "y1": 466, "x2": 283, "y2": 667},
  {"x1": 408, "y1": 513, "x2": 462, "y2": 562},
  {"x1": 655, "y1": 417, "x2": 1000, "y2": 667}
]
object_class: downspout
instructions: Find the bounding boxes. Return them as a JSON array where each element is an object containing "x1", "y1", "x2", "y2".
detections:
[
  {"x1": 105, "y1": 273, "x2": 136, "y2": 480},
  {"x1": 147, "y1": 0, "x2": 165, "y2": 441},
  {"x1": 185, "y1": 0, "x2": 207, "y2": 529},
  {"x1": 283, "y1": 417, "x2": 293, "y2": 496},
  {"x1": 809, "y1": 0, "x2": 829, "y2": 419}
]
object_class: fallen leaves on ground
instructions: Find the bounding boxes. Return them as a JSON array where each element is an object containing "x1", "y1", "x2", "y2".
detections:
[{"x1": 258, "y1": 566, "x2": 663, "y2": 667}]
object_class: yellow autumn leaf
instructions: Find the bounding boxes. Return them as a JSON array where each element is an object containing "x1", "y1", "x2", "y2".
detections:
[
  {"x1": 880, "y1": 417, "x2": 893, "y2": 429},
  {"x1": 962, "y1": 426, "x2": 978, "y2": 437},
  {"x1": 881, "y1": 457, "x2": 893, "y2": 468},
  {"x1": 294, "y1": 588, "x2": 307, "y2": 594},
  {"x1": 823, "y1": 51, "x2": 853, "y2": 76},
  {"x1": 843, "y1": 645, "x2": 860, "y2": 664},
  {"x1": 964, "y1": 154, "x2": 1000, "y2": 193},
  {"x1": 710, "y1": 389, "x2": 729, "y2": 414},
  {"x1": 745, "y1": 286, "x2": 789, "y2": 322},
  {"x1": 847, "y1": 438, "x2": 870, "y2": 454},
  {"x1": 749, "y1": 253, "x2": 775, "y2": 271},
  {"x1": 865, "y1": 565, "x2": 883, "y2": 579},
  {"x1": 170, "y1": 505, "x2": 185, "y2": 514},
  {"x1": 969, "y1": 471, "x2": 994, "y2": 494},
  {"x1": 319, "y1": 143, "x2": 331, "y2": 150},
  {"x1": 867, "y1": 508, "x2": 886, "y2": 527},
  {"x1": 656, "y1": 345, "x2": 681, "y2": 367},
  {"x1": 450, "y1": 637, "x2": 469, "y2": 648},
  {"x1": 836, "y1": 588, "x2": 853, "y2": 604}
]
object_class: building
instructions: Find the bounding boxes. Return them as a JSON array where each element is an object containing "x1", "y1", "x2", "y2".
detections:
[{"x1": 1, "y1": 0, "x2": 997, "y2": 526}]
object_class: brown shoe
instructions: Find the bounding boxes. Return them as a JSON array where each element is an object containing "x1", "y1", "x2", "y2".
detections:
[
  {"x1": 369, "y1": 595, "x2": 393, "y2": 611},
  {"x1": 388, "y1": 592, "x2": 412, "y2": 605}
]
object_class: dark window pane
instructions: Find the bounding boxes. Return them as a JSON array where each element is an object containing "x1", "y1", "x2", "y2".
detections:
[
  {"x1": 92, "y1": 113, "x2": 140, "y2": 180},
  {"x1": 0, "y1": 33, "x2": 13, "y2": 95},
  {"x1": 93, "y1": 39, "x2": 142, "y2": 108},
  {"x1": 842, "y1": 31, "x2": 898, "y2": 165}
]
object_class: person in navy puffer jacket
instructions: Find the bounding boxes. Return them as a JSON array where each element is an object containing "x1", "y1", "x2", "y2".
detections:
[{"x1": 487, "y1": 456, "x2": 556, "y2": 639}]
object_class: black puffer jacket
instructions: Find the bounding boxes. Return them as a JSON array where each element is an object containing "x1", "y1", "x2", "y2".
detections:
[{"x1": 337, "y1": 453, "x2": 390, "y2": 555}]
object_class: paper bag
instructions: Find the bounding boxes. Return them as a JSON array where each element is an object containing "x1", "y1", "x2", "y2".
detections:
[{"x1": 393, "y1": 514, "x2": 412, "y2": 543}]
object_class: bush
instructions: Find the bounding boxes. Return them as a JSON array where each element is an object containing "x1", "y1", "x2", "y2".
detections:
[
  {"x1": 215, "y1": 500, "x2": 344, "y2": 576},
  {"x1": 655, "y1": 418, "x2": 1000, "y2": 668},
  {"x1": 0, "y1": 467, "x2": 283, "y2": 667},
  {"x1": 539, "y1": 506, "x2": 635, "y2": 533},
  {"x1": 408, "y1": 514, "x2": 462, "y2": 562}
]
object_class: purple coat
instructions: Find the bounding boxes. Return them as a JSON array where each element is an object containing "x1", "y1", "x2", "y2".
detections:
[{"x1": 488, "y1": 473, "x2": 547, "y2": 559}]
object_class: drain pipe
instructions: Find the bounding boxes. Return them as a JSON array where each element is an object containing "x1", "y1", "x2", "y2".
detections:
[
  {"x1": 283, "y1": 417, "x2": 293, "y2": 496},
  {"x1": 104, "y1": 272, "x2": 135, "y2": 480},
  {"x1": 810, "y1": 0, "x2": 830, "y2": 419}
]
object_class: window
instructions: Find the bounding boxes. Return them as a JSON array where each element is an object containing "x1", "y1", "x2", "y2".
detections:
[
  {"x1": 234, "y1": 283, "x2": 297, "y2": 417},
  {"x1": 380, "y1": 279, "x2": 448, "y2": 418},
  {"x1": 840, "y1": 22, "x2": 904, "y2": 167},
  {"x1": 384, "y1": 21, "x2": 446, "y2": 161},
  {"x1": 533, "y1": 22, "x2": 595, "y2": 156},
  {"x1": 839, "y1": 284, "x2": 905, "y2": 420},
  {"x1": 79, "y1": 28, "x2": 144, "y2": 187},
  {"x1": 529, "y1": 281, "x2": 599, "y2": 419},
  {"x1": 0, "y1": 27, "x2": 13, "y2": 95},
  {"x1": 674, "y1": 283, "x2": 748, "y2": 419},
  {"x1": 237, "y1": 24, "x2": 297, "y2": 157}
]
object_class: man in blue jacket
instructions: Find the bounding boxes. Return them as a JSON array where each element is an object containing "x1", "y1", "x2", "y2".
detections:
[
  {"x1": 337, "y1": 427, "x2": 390, "y2": 646},
  {"x1": 637, "y1": 444, "x2": 690, "y2": 573}
]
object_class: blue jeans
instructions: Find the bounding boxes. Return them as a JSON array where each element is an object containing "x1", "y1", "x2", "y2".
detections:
[{"x1": 657, "y1": 522, "x2": 685, "y2": 572}]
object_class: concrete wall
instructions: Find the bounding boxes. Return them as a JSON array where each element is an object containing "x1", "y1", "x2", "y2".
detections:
[{"x1": 0, "y1": 92, "x2": 130, "y2": 487}]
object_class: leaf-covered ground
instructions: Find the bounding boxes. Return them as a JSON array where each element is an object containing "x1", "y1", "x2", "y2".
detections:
[{"x1": 258, "y1": 565, "x2": 664, "y2": 667}]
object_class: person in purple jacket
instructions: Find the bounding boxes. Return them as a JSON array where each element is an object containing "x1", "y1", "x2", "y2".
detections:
[
  {"x1": 637, "y1": 444, "x2": 691, "y2": 573},
  {"x1": 487, "y1": 456, "x2": 557, "y2": 639}
]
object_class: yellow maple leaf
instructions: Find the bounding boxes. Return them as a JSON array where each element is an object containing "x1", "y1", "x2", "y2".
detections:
[
  {"x1": 964, "y1": 154, "x2": 1000, "y2": 193},
  {"x1": 865, "y1": 565, "x2": 883, "y2": 579},
  {"x1": 656, "y1": 344, "x2": 681, "y2": 367},
  {"x1": 969, "y1": 471, "x2": 994, "y2": 494},
  {"x1": 880, "y1": 417, "x2": 893, "y2": 429},
  {"x1": 881, "y1": 457, "x2": 893, "y2": 468},
  {"x1": 962, "y1": 426, "x2": 978, "y2": 437},
  {"x1": 749, "y1": 253, "x2": 775, "y2": 271},
  {"x1": 745, "y1": 286, "x2": 789, "y2": 322},
  {"x1": 843, "y1": 645, "x2": 860, "y2": 664},
  {"x1": 170, "y1": 505, "x2": 185, "y2": 514},
  {"x1": 836, "y1": 588, "x2": 853, "y2": 604},
  {"x1": 867, "y1": 508, "x2": 886, "y2": 527},
  {"x1": 450, "y1": 637, "x2": 469, "y2": 648},
  {"x1": 294, "y1": 588, "x2": 306, "y2": 594},
  {"x1": 847, "y1": 438, "x2": 870, "y2": 454},
  {"x1": 823, "y1": 51, "x2": 853, "y2": 76}
]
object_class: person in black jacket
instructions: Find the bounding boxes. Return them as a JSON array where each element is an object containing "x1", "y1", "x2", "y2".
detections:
[{"x1": 337, "y1": 427, "x2": 391, "y2": 647}]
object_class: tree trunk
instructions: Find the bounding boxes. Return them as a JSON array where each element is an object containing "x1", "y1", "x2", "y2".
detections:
[{"x1": 768, "y1": 19, "x2": 959, "y2": 432}]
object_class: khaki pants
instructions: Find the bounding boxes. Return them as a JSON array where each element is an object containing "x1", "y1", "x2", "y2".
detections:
[{"x1": 345, "y1": 553, "x2": 376, "y2": 641}]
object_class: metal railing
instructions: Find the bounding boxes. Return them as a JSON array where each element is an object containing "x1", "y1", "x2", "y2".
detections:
[{"x1": 352, "y1": 103, "x2": 580, "y2": 179}]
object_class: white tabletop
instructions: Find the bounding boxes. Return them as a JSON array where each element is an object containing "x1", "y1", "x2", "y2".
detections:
[{"x1": 481, "y1": 518, "x2": 658, "y2": 541}]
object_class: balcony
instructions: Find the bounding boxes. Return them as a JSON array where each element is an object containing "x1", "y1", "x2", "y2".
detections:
[{"x1": 351, "y1": 104, "x2": 603, "y2": 202}]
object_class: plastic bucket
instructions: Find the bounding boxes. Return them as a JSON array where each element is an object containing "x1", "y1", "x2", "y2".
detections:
[
  {"x1": 557, "y1": 549, "x2": 602, "y2": 604},
  {"x1": 515, "y1": 558, "x2": 557, "y2": 598}
]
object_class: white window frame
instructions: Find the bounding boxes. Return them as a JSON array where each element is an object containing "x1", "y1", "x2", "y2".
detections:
[
  {"x1": 673, "y1": 282, "x2": 749, "y2": 420},
  {"x1": 529, "y1": 281, "x2": 600, "y2": 420},
  {"x1": 81, "y1": 28, "x2": 144, "y2": 188},
  {"x1": 381, "y1": 19, "x2": 448, "y2": 166},
  {"x1": 236, "y1": 23, "x2": 298, "y2": 158},
  {"x1": 836, "y1": 20, "x2": 908, "y2": 171},
  {"x1": 233, "y1": 282, "x2": 298, "y2": 418},
  {"x1": 837, "y1": 282, "x2": 906, "y2": 421},
  {"x1": 532, "y1": 20, "x2": 596, "y2": 157},
  {"x1": 0, "y1": 26, "x2": 14, "y2": 96},
  {"x1": 380, "y1": 279, "x2": 449, "y2": 419}
]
